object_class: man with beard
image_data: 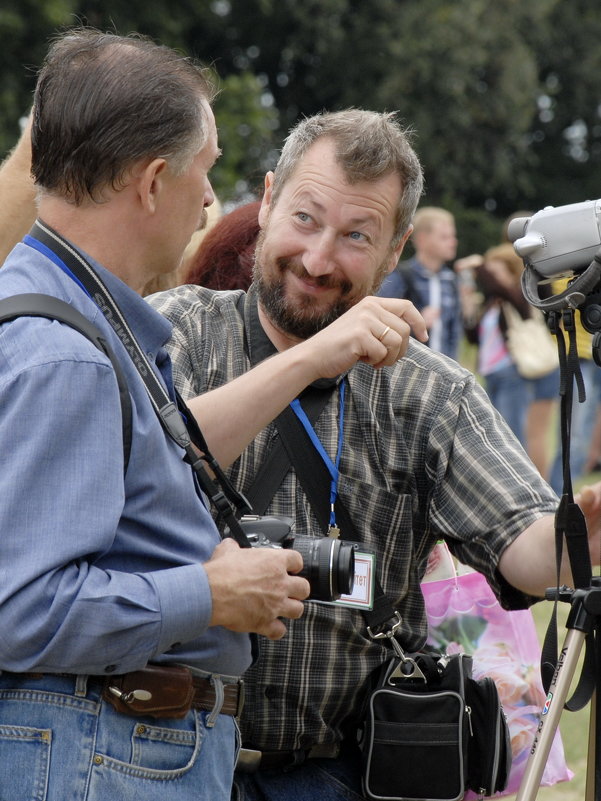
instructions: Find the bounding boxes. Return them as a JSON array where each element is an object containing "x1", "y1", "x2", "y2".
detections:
[{"x1": 140, "y1": 109, "x2": 600, "y2": 800}]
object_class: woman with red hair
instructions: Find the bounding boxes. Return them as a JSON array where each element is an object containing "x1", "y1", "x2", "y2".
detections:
[{"x1": 183, "y1": 199, "x2": 261, "y2": 291}]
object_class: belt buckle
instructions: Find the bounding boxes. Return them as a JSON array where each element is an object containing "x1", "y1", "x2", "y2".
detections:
[{"x1": 235, "y1": 747, "x2": 262, "y2": 773}]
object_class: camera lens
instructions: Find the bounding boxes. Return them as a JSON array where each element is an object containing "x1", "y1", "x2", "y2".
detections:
[{"x1": 292, "y1": 537, "x2": 355, "y2": 602}]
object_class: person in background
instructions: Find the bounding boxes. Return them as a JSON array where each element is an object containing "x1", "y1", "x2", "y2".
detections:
[
  {"x1": 148, "y1": 109, "x2": 601, "y2": 801},
  {"x1": 0, "y1": 114, "x2": 37, "y2": 263},
  {"x1": 463, "y1": 243, "x2": 559, "y2": 477},
  {"x1": 183, "y1": 198, "x2": 260, "y2": 290},
  {"x1": 464, "y1": 243, "x2": 532, "y2": 445},
  {"x1": 378, "y1": 205, "x2": 462, "y2": 360}
]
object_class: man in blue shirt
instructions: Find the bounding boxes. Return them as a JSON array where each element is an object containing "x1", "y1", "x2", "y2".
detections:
[
  {"x1": 0, "y1": 30, "x2": 428, "y2": 801},
  {"x1": 378, "y1": 206, "x2": 463, "y2": 360}
]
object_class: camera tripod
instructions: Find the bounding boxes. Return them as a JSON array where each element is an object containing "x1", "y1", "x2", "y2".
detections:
[{"x1": 515, "y1": 579, "x2": 601, "y2": 800}]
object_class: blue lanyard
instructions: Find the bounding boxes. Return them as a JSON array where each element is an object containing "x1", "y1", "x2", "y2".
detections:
[
  {"x1": 24, "y1": 234, "x2": 93, "y2": 298},
  {"x1": 290, "y1": 380, "x2": 346, "y2": 529}
]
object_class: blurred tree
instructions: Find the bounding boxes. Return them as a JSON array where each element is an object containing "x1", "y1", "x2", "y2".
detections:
[
  {"x1": 0, "y1": 0, "x2": 77, "y2": 154},
  {"x1": 519, "y1": 0, "x2": 601, "y2": 208},
  {"x1": 211, "y1": 71, "x2": 279, "y2": 203},
  {"x1": 2, "y1": 0, "x2": 601, "y2": 245}
]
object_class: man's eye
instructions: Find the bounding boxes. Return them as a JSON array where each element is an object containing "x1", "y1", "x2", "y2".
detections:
[
  {"x1": 349, "y1": 231, "x2": 367, "y2": 241},
  {"x1": 296, "y1": 212, "x2": 312, "y2": 223}
]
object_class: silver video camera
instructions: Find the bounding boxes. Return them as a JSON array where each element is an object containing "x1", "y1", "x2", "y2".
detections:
[
  {"x1": 508, "y1": 200, "x2": 601, "y2": 316},
  {"x1": 508, "y1": 200, "x2": 601, "y2": 279}
]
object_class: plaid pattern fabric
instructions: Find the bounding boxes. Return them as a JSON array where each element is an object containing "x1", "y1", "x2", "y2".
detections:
[{"x1": 148, "y1": 284, "x2": 558, "y2": 751}]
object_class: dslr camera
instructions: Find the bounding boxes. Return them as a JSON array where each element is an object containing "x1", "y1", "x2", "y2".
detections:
[{"x1": 239, "y1": 514, "x2": 356, "y2": 603}]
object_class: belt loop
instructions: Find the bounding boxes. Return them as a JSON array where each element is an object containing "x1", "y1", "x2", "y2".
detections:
[
  {"x1": 75, "y1": 675, "x2": 88, "y2": 697},
  {"x1": 206, "y1": 675, "x2": 224, "y2": 728}
]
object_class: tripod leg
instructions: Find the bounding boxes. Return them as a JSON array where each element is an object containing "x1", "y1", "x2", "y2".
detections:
[
  {"x1": 516, "y1": 628, "x2": 586, "y2": 801},
  {"x1": 585, "y1": 690, "x2": 596, "y2": 799}
]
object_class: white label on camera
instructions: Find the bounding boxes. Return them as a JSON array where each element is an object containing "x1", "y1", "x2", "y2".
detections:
[{"x1": 334, "y1": 551, "x2": 375, "y2": 610}]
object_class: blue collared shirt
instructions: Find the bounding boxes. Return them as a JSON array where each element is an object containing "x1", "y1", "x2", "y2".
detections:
[{"x1": 0, "y1": 237, "x2": 252, "y2": 677}]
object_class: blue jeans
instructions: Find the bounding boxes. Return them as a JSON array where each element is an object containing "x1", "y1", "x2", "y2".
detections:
[
  {"x1": 233, "y1": 744, "x2": 365, "y2": 801},
  {"x1": 483, "y1": 363, "x2": 529, "y2": 446},
  {"x1": 0, "y1": 672, "x2": 239, "y2": 801}
]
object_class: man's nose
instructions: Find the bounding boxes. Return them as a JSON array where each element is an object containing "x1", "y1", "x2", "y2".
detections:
[
  {"x1": 302, "y1": 232, "x2": 337, "y2": 277},
  {"x1": 204, "y1": 181, "x2": 216, "y2": 209}
]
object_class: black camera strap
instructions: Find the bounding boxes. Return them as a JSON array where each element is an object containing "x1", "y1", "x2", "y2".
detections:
[
  {"x1": 27, "y1": 219, "x2": 253, "y2": 548},
  {"x1": 244, "y1": 388, "x2": 333, "y2": 515},
  {"x1": 538, "y1": 307, "x2": 597, "y2": 706}
]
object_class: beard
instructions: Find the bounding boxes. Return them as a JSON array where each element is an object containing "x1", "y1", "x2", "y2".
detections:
[{"x1": 253, "y1": 230, "x2": 391, "y2": 340}]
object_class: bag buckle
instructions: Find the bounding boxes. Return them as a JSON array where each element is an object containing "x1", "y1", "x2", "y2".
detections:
[
  {"x1": 366, "y1": 611, "x2": 402, "y2": 640},
  {"x1": 367, "y1": 612, "x2": 426, "y2": 682}
]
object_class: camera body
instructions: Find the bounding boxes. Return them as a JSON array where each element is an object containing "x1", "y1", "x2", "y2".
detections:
[
  {"x1": 508, "y1": 199, "x2": 601, "y2": 279},
  {"x1": 239, "y1": 514, "x2": 356, "y2": 603}
]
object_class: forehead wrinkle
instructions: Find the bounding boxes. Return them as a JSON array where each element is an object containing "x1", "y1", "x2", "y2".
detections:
[{"x1": 289, "y1": 180, "x2": 394, "y2": 232}]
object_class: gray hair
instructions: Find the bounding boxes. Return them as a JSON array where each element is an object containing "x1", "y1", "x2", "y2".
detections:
[{"x1": 270, "y1": 110, "x2": 424, "y2": 246}]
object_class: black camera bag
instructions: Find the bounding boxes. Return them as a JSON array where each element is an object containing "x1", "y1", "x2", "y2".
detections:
[{"x1": 359, "y1": 652, "x2": 511, "y2": 801}]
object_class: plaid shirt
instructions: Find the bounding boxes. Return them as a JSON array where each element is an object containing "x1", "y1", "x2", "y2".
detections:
[{"x1": 148, "y1": 284, "x2": 558, "y2": 751}]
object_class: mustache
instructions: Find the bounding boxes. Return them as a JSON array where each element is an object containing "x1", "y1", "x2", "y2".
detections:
[
  {"x1": 277, "y1": 257, "x2": 352, "y2": 294},
  {"x1": 198, "y1": 208, "x2": 209, "y2": 231}
]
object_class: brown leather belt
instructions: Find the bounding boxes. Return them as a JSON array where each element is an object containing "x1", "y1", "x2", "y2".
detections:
[
  {"x1": 104, "y1": 664, "x2": 244, "y2": 719},
  {"x1": 190, "y1": 675, "x2": 242, "y2": 716},
  {"x1": 11, "y1": 664, "x2": 244, "y2": 720}
]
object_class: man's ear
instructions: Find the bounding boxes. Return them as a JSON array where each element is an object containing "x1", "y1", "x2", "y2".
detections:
[
  {"x1": 137, "y1": 158, "x2": 168, "y2": 214},
  {"x1": 258, "y1": 171, "x2": 275, "y2": 228},
  {"x1": 386, "y1": 224, "x2": 414, "y2": 274}
]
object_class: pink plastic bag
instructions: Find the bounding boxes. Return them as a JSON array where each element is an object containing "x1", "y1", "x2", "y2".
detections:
[{"x1": 421, "y1": 566, "x2": 572, "y2": 797}]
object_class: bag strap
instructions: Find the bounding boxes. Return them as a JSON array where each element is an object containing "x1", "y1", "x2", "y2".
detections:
[
  {"x1": 244, "y1": 387, "x2": 333, "y2": 514},
  {"x1": 0, "y1": 292, "x2": 133, "y2": 473}
]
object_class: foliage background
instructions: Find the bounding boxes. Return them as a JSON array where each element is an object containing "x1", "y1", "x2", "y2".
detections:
[{"x1": 2, "y1": 0, "x2": 601, "y2": 252}]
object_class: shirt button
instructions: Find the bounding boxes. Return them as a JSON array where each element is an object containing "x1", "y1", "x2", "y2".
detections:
[
  {"x1": 264, "y1": 686, "x2": 277, "y2": 699},
  {"x1": 104, "y1": 664, "x2": 117, "y2": 674}
]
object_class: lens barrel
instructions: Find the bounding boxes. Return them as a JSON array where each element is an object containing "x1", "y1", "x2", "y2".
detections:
[{"x1": 292, "y1": 536, "x2": 355, "y2": 602}]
